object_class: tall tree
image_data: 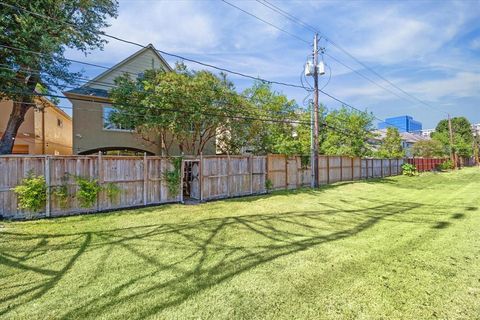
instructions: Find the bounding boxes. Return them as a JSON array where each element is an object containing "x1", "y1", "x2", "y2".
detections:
[
  {"x1": 0, "y1": 0, "x2": 118, "y2": 154},
  {"x1": 321, "y1": 106, "x2": 375, "y2": 157},
  {"x1": 109, "y1": 65, "x2": 248, "y2": 156},
  {"x1": 227, "y1": 82, "x2": 304, "y2": 155},
  {"x1": 377, "y1": 127, "x2": 404, "y2": 158},
  {"x1": 432, "y1": 117, "x2": 474, "y2": 160},
  {"x1": 412, "y1": 139, "x2": 446, "y2": 158}
]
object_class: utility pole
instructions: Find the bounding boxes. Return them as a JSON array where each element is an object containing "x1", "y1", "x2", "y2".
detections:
[
  {"x1": 310, "y1": 101, "x2": 314, "y2": 188},
  {"x1": 312, "y1": 33, "x2": 320, "y2": 187},
  {"x1": 448, "y1": 114, "x2": 456, "y2": 169}
]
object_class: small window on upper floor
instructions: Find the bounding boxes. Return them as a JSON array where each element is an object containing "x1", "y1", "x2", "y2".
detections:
[
  {"x1": 57, "y1": 118, "x2": 63, "y2": 128},
  {"x1": 103, "y1": 105, "x2": 134, "y2": 131}
]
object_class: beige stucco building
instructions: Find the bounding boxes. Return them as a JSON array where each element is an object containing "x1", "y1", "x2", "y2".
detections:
[
  {"x1": 65, "y1": 44, "x2": 215, "y2": 156},
  {"x1": 0, "y1": 98, "x2": 72, "y2": 154}
]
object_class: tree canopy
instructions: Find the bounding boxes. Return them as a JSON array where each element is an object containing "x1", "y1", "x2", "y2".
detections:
[
  {"x1": 109, "y1": 65, "x2": 248, "y2": 156},
  {"x1": 432, "y1": 117, "x2": 473, "y2": 158},
  {"x1": 321, "y1": 106, "x2": 376, "y2": 157},
  {"x1": 0, "y1": 0, "x2": 118, "y2": 154},
  {"x1": 231, "y1": 82, "x2": 305, "y2": 155},
  {"x1": 412, "y1": 139, "x2": 446, "y2": 158},
  {"x1": 377, "y1": 127, "x2": 404, "y2": 158}
]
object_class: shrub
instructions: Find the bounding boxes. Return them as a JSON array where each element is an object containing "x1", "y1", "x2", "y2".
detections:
[
  {"x1": 104, "y1": 182, "x2": 121, "y2": 203},
  {"x1": 12, "y1": 171, "x2": 47, "y2": 213},
  {"x1": 75, "y1": 176, "x2": 101, "y2": 208},
  {"x1": 401, "y1": 163, "x2": 418, "y2": 177},
  {"x1": 437, "y1": 159, "x2": 454, "y2": 171},
  {"x1": 265, "y1": 179, "x2": 273, "y2": 192},
  {"x1": 53, "y1": 184, "x2": 70, "y2": 209},
  {"x1": 52, "y1": 174, "x2": 71, "y2": 209}
]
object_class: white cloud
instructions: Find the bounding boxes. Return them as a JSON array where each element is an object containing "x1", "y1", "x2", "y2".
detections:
[{"x1": 470, "y1": 38, "x2": 480, "y2": 50}]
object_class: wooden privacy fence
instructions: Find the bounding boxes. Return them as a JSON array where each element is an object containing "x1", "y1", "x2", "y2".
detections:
[
  {"x1": 1, "y1": 154, "x2": 411, "y2": 219},
  {"x1": 265, "y1": 155, "x2": 404, "y2": 190},
  {"x1": 405, "y1": 158, "x2": 447, "y2": 172},
  {"x1": 0, "y1": 154, "x2": 180, "y2": 219}
]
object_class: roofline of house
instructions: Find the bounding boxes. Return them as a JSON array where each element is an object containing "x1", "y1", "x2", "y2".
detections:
[
  {"x1": 63, "y1": 91, "x2": 112, "y2": 103},
  {"x1": 32, "y1": 96, "x2": 71, "y2": 120},
  {"x1": 82, "y1": 44, "x2": 172, "y2": 88}
]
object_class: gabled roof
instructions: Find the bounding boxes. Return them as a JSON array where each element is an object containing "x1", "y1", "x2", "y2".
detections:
[
  {"x1": 65, "y1": 44, "x2": 172, "y2": 99},
  {"x1": 83, "y1": 44, "x2": 172, "y2": 88}
]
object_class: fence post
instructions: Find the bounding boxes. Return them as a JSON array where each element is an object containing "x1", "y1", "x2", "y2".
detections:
[
  {"x1": 285, "y1": 155, "x2": 288, "y2": 189},
  {"x1": 363, "y1": 159, "x2": 367, "y2": 179},
  {"x1": 97, "y1": 151, "x2": 103, "y2": 211},
  {"x1": 389, "y1": 159, "x2": 392, "y2": 176},
  {"x1": 340, "y1": 156, "x2": 343, "y2": 182},
  {"x1": 200, "y1": 152, "x2": 203, "y2": 201},
  {"x1": 326, "y1": 156, "x2": 330, "y2": 184},
  {"x1": 45, "y1": 156, "x2": 51, "y2": 217},
  {"x1": 249, "y1": 155, "x2": 253, "y2": 194},
  {"x1": 179, "y1": 158, "x2": 184, "y2": 203},
  {"x1": 381, "y1": 159, "x2": 384, "y2": 177},
  {"x1": 351, "y1": 157, "x2": 354, "y2": 180},
  {"x1": 227, "y1": 154, "x2": 231, "y2": 197},
  {"x1": 265, "y1": 155, "x2": 269, "y2": 193},
  {"x1": 143, "y1": 153, "x2": 147, "y2": 206}
]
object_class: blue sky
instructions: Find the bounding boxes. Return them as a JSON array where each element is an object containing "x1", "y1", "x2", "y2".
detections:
[{"x1": 64, "y1": 0, "x2": 480, "y2": 129}]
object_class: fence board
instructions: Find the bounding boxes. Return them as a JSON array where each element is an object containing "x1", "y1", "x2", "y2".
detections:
[{"x1": 1, "y1": 154, "x2": 417, "y2": 220}]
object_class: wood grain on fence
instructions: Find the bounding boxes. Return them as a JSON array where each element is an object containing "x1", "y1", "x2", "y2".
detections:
[{"x1": 1, "y1": 154, "x2": 412, "y2": 219}]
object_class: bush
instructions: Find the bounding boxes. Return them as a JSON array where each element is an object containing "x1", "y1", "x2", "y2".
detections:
[
  {"x1": 12, "y1": 171, "x2": 47, "y2": 212},
  {"x1": 437, "y1": 159, "x2": 454, "y2": 171},
  {"x1": 104, "y1": 182, "x2": 121, "y2": 203},
  {"x1": 75, "y1": 176, "x2": 101, "y2": 208},
  {"x1": 401, "y1": 163, "x2": 418, "y2": 176},
  {"x1": 265, "y1": 179, "x2": 273, "y2": 192}
]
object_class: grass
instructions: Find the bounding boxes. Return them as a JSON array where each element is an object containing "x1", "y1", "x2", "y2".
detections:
[{"x1": 1, "y1": 168, "x2": 480, "y2": 319}]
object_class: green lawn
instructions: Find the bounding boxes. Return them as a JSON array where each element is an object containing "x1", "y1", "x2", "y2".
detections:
[{"x1": 1, "y1": 168, "x2": 480, "y2": 319}]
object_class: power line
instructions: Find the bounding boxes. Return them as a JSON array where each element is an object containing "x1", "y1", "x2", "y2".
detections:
[
  {"x1": 0, "y1": 63, "x2": 308, "y2": 120},
  {"x1": 255, "y1": 0, "x2": 448, "y2": 116},
  {"x1": 4, "y1": 88, "x2": 369, "y2": 140},
  {"x1": 220, "y1": 0, "x2": 430, "y2": 130},
  {"x1": 220, "y1": 0, "x2": 310, "y2": 45},
  {"x1": 0, "y1": 2, "x2": 306, "y2": 90},
  {"x1": 1, "y1": 1, "x2": 401, "y2": 135}
]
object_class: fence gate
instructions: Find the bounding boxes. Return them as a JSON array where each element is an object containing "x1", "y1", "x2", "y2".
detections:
[{"x1": 183, "y1": 160, "x2": 200, "y2": 200}]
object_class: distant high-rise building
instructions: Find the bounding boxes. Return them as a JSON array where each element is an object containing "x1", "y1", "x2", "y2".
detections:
[{"x1": 378, "y1": 115, "x2": 422, "y2": 133}]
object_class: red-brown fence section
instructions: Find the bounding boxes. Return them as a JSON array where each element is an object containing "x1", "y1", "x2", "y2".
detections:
[{"x1": 405, "y1": 158, "x2": 447, "y2": 172}]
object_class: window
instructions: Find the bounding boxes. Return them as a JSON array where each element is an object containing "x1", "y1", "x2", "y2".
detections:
[
  {"x1": 103, "y1": 105, "x2": 134, "y2": 131},
  {"x1": 57, "y1": 118, "x2": 63, "y2": 128}
]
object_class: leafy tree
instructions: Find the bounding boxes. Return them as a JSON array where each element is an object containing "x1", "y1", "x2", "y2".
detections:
[
  {"x1": 109, "y1": 65, "x2": 248, "y2": 156},
  {"x1": 321, "y1": 106, "x2": 375, "y2": 157},
  {"x1": 0, "y1": 0, "x2": 118, "y2": 154},
  {"x1": 412, "y1": 139, "x2": 446, "y2": 157},
  {"x1": 226, "y1": 82, "x2": 305, "y2": 155},
  {"x1": 432, "y1": 117, "x2": 474, "y2": 159},
  {"x1": 377, "y1": 127, "x2": 405, "y2": 158}
]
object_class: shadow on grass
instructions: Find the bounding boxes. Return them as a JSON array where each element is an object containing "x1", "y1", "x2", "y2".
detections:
[
  {"x1": 432, "y1": 221, "x2": 451, "y2": 229},
  {"x1": 0, "y1": 198, "x2": 466, "y2": 319}
]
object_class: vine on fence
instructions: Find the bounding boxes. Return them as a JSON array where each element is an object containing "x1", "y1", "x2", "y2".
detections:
[
  {"x1": 52, "y1": 174, "x2": 71, "y2": 209},
  {"x1": 12, "y1": 170, "x2": 46, "y2": 213},
  {"x1": 104, "y1": 182, "x2": 121, "y2": 203},
  {"x1": 75, "y1": 176, "x2": 101, "y2": 208},
  {"x1": 300, "y1": 155, "x2": 310, "y2": 169},
  {"x1": 265, "y1": 179, "x2": 273, "y2": 193},
  {"x1": 163, "y1": 157, "x2": 182, "y2": 197}
]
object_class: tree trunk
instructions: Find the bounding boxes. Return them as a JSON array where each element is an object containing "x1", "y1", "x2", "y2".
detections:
[{"x1": 0, "y1": 101, "x2": 32, "y2": 154}]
